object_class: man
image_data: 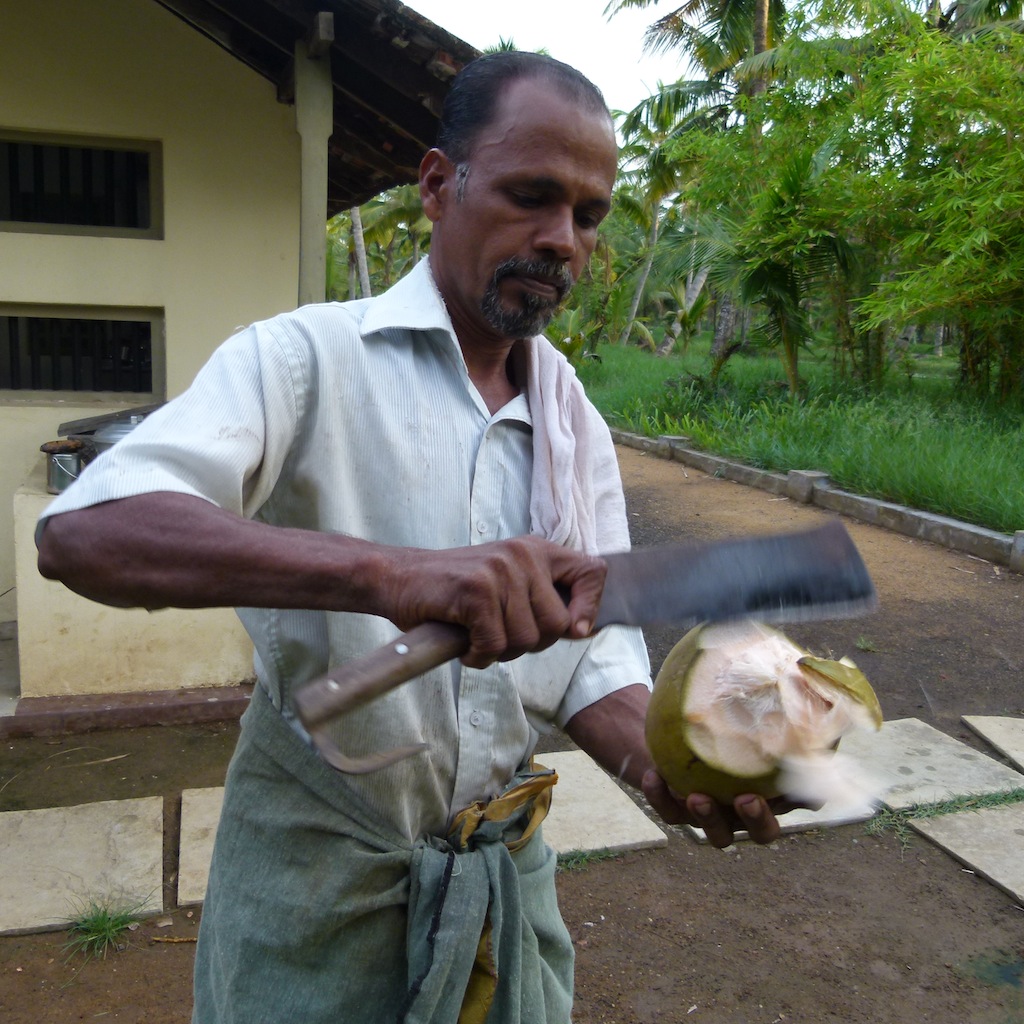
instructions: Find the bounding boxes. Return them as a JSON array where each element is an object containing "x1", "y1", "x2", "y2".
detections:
[{"x1": 38, "y1": 52, "x2": 781, "y2": 1024}]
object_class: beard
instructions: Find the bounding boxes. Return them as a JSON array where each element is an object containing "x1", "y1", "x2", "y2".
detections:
[{"x1": 480, "y1": 257, "x2": 574, "y2": 339}]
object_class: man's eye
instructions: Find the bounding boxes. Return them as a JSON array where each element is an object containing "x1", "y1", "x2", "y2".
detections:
[{"x1": 510, "y1": 191, "x2": 543, "y2": 207}]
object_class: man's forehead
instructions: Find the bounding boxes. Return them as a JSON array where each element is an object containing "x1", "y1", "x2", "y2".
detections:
[
  {"x1": 469, "y1": 83, "x2": 617, "y2": 182},
  {"x1": 482, "y1": 76, "x2": 614, "y2": 143}
]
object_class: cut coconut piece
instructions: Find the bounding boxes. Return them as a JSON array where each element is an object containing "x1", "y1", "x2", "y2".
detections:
[{"x1": 646, "y1": 619, "x2": 883, "y2": 805}]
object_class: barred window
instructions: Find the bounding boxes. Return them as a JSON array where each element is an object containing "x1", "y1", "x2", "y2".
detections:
[
  {"x1": 1, "y1": 308, "x2": 163, "y2": 398},
  {"x1": 0, "y1": 133, "x2": 162, "y2": 238}
]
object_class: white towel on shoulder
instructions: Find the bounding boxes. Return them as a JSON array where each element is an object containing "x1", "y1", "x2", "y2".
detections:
[{"x1": 524, "y1": 338, "x2": 631, "y2": 557}]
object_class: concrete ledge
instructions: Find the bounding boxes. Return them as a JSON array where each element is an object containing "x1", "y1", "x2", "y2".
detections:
[
  {"x1": 612, "y1": 430, "x2": 1019, "y2": 572},
  {"x1": 786, "y1": 470, "x2": 830, "y2": 504},
  {"x1": 540, "y1": 749, "x2": 667, "y2": 856},
  {"x1": 661, "y1": 437, "x2": 789, "y2": 494},
  {"x1": 0, "y1": 683, "x2": 253, "y2": 739}
]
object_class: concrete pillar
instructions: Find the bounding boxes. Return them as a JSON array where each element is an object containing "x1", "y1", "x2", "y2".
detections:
[{"x1": 294, "y1": 30, "x2": 333, "y2": 307}]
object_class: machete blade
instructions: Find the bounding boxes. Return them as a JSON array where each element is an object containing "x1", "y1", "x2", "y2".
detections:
[{"x1": 594, "y1": 519, "x2": 876, "y2": 630}]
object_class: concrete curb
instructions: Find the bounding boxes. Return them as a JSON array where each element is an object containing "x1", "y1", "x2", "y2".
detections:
[
  {"x1": 0, "y1": 684, "x2": 253, "y2": 740},
  {"x1": 611, "y1": 430, "x2": 1024, "y2": 573}
]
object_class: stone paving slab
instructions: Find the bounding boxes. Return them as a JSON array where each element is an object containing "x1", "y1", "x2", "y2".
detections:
[
  {"x1": 0, "y1": 797, "x2": 163, "y2": 934},
  {"x1": 178, "y1": 787, "x2": 224, "y2": 905},
  {"x1": 540, "y1": 750, "x2": 667, "y2": 856},
  {"x1": 962, "y1": 716, "x2": 1024, "y2": 774},
  {"x1": 911, "y1": 802, "x2": 1024, "y2": 906},
  {"x1": 838, "y1": 717, "x2": 1024, "y2": 810}
]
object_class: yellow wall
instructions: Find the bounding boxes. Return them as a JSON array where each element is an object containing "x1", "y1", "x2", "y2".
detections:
[
  {"x1": 0, "y1": 0, "x2": 301, "y2": 622},
  {"x1": 15, "y1": 465, "x2": 254, "y2": 696}
]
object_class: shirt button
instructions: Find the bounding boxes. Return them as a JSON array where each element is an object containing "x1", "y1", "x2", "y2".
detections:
[
  {"x1": 469, "y1": 710, "x2": 483, "y2": 726},
  {"x1": 476, "y1": 522, "x2": 487, "y2": 534}
]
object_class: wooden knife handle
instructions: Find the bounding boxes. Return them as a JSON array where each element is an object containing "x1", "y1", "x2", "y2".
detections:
[{"x1": 292, "y1": 621, "x2": 470, "y2": 732}]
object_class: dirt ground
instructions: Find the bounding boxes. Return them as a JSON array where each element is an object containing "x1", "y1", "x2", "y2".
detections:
[{"x1": 2, "y1": 445, "x2": 1023, "y2": 1023}]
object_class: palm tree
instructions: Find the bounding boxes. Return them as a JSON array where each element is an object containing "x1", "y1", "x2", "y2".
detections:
[
  {"x1": 671, "y1": 144, "x2": 853, "y2": 395},
  {"x1": 608, "y1": 0, "x2": 791, "y2": 364},
  {"x1": 607, "y1": 0, "x2": 786, "y2": 80},
  {"x1": 612, "y1": 122, "x2": 685, "y2": 345},
  {"x1": 350, "y1": 204, "x2": 371, "y2": 298},
  {"x1": 359, "y1": 184, "x2": 432, "y2": 288}
]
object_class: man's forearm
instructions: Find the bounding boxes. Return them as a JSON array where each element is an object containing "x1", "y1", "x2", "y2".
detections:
[
  {"x1": 36, "y1": 492, "x2": 393, "y2": 612},
  {"x1": 563, "y1": 684, "x2": 655, "y2": 789},
  {"x1": 36, "y1": 491, "x2": 608, "y2": 667}
]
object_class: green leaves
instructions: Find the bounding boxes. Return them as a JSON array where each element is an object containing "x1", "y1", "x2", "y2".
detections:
[{"x1": 599, "y1": 0, "x2": 1024, "y2": 399}]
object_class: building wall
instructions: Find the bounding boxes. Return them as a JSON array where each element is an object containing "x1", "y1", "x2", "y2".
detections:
[
  {"x1": 0, "y1": 0, "x2": 301, "y2": 622},
  {"x1": 14, "y1": 463, "x2": 254, "y2": 696}
]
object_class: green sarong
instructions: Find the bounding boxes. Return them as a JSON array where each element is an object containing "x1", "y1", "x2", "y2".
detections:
[{"x1": 192, "y1": 684, "x2": 574, "y2": 1024}]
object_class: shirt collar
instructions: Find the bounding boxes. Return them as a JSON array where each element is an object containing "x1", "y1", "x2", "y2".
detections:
[
  {"x1": 360, "y1": 256, "x2": 533, "y2": 427},
  {"x1": 359, "y1": 257, "x2": 454, "y2": 338}
]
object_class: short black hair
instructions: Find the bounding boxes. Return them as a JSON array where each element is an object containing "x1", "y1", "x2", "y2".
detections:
[{"x1": 436, "y1": 51, "x2": 611, "y2": 165}]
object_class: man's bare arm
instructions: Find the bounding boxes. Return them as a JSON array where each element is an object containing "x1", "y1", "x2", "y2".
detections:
[{"x1": 37, "y1": 492, "x2": 605, "y2": 668}]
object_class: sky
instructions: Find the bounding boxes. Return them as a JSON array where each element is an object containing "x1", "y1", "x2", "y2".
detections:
[{"x1": 404, "y1": 1, "x2": 686, "y2": 117}]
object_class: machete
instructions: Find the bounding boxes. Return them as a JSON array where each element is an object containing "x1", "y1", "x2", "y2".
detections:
[{"x1": 293, "y1": 518, "x2": 876, "y2": 773}]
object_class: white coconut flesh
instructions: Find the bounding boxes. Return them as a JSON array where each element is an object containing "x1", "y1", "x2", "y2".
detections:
[{"x1": 681, "y1": 620, "x2": 881, "y2": 781}]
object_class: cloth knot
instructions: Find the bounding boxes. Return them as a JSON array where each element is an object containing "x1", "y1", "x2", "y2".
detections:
[{"x1": 447, "y1": 767, "x2": 557, "y2": 854}]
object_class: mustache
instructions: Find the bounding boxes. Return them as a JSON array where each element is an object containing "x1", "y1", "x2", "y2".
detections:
[{"x1": 491, "y1": 257, "x2": 573, "y2": 300}]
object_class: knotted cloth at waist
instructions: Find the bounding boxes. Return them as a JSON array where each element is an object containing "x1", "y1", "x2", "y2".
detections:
[
  {"x1": 192, "y1": 683, "x2": 573, "y2": 1024},
  {"x1": 406, "y1": 764, "x2": 559, "y2": 1024}
]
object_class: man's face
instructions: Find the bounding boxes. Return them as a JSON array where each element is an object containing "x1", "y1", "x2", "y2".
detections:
[{"x1": 421, "y1": 76, "x2": 618, "y2": 346}]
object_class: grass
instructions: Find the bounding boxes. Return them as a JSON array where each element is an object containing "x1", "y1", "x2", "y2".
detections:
[
  {"x1": 577, "y1": 341, "x2": 1024, "y2": 534},
  {"x1": 63, "y1": 896, "x2": 149, "y2": 962},
  {"x1": 864, "y1": 787, "x2": 1024, "y2": 851},
  {"x1": 556, "y1": 848, "x2": 621, "y2": 872}
]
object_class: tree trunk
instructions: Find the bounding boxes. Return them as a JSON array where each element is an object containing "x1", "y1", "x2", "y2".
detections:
[
  {"x1": 350, "y1": 205, "x2": 372, "y2": 299},
  {"x1": 860, "y1": 325, "x2": 887, "y2": 387},
  {"x1": 709, "y1": 294, "x2": 740, "y2": 382},
  {"x1": 617, "y1": 211, "x2": 659, "y2": 345},
  {"x1": 684, "y1": 266, "x2": 710, "y2": 310},
  {"x1": 778, "y1": 314, "x2": 800, "y2": 398},
  {"x1": 381, "y1": 235, "x2": 396, "y2": 289},
  {"x1": 656, "y1": 267, "x2": 710, "y2": 357},
  {"x1": 655, "y1": 318, "x2": 682, "y2": 357},
  {"x1": 750, "y1": 0, "x2": 770, "y2": 97}
]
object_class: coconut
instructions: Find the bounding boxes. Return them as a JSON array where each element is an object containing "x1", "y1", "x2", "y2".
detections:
[{"x1": 645, "y1": 619, "x2": 883, "y2": 808}]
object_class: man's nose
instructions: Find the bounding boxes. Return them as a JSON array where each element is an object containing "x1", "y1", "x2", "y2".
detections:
[{"x1": 534, "y1": 206, "x2": 576, "y2": 259}]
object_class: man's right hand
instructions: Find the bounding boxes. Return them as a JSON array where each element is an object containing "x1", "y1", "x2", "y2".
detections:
[{"x1": 376, "y1": 535, "x2": 607, "y2": 669}]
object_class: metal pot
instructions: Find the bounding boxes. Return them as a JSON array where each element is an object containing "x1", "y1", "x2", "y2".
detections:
[{"x1": 40, "y1": 439, "x2": 84, "y2": 494}]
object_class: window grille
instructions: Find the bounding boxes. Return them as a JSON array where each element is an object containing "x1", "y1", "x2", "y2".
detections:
[
  {"x1": 0, "y1": 133, "x2": 161, "y2": 237},
  {"x1": 1, "y1": 310, "x2": 161, "y2": 397}
]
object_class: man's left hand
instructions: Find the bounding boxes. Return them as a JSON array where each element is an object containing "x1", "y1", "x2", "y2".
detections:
[{"x1": 641, "y1": 769, "x2": 796, "y2": 848}]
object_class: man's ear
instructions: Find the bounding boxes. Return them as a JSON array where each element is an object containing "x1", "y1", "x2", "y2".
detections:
[{"x1": 419, "y1": 148, "x2": 454, "y2": 222}]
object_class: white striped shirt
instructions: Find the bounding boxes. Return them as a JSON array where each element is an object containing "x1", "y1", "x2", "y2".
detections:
[{"x1": 41, "y1": 259, "x2": 651, "y2": 840}]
